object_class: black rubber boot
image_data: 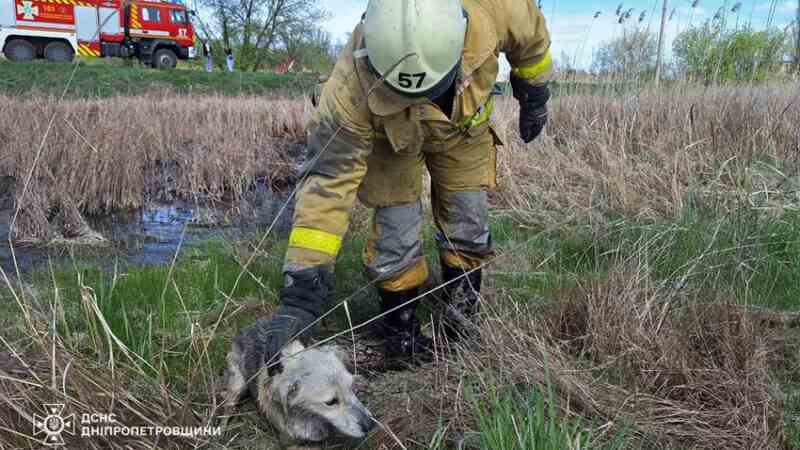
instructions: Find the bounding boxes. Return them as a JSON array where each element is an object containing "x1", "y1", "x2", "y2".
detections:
[
  {"x1": 440, "y1": 264, "x2": 483, "y2": 341},
  {"x1": 377, "y1": 288, "x2": 433, "y2": 365}
]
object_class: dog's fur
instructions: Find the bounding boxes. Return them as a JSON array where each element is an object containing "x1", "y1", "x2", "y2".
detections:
[{"x1": 225, "y1": 319, "x2": 373, "y2": 445}]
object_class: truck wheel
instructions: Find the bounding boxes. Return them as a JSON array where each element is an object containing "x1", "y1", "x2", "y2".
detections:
[
  {"x1": 44, "y1": 41, "x2": 74, "y2": 63},
  {"x1": 4, "y1": 39, "x2": 35, "y2": 62},
  {"x1": 153, "y1": 48, "x2": 177, "y2": 70}
]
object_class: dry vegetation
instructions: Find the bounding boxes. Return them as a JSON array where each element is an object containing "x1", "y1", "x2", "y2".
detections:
[
  {"x1": 0, "y1": 94, "x2": 306, "y2": 243},
  {"x1": 1, "y1": 82, "x2": 799, "y2": 449},
  {"x1": 493, "y1": 83, "x2": 800, "y2": 225},
  {"x1": 2, "y1": 83, "x2": 798, "y2": 242},
  {"x1": 1, "y1": 257, "x2": 793, "y2": 449},
  {"x1": 366, "y1": 264, "x2": 785, "y2": 449}
]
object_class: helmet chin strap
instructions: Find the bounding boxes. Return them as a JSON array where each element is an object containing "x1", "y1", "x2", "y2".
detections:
[{"x1": 423, "y1": 62, "x2": 461, "y2": 101}]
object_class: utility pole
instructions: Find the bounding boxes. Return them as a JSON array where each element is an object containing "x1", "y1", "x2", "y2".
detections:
[
  {"x1": 655, "y1": 0, "x2": 668, "y2": 85},
  {"x1": 795, "y1": 0, "x2": 800, "y2": 74}
]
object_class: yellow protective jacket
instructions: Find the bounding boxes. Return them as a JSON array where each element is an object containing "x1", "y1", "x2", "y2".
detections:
[{"x1": 286, "y1": 0, "x2": 552, "y2": 267}]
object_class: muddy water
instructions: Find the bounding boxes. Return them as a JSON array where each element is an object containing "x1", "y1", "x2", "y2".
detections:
[{"x1": 0, "y1": 189, "x2": 295, "y2": 274}]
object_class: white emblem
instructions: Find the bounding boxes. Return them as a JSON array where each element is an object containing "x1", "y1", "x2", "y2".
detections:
[
  {"x1": 17, "y1": 0, "x2": 40, "y2": 20},
  {"x1": 33, "y1": 404, "x2": 76, "y2": 447}
]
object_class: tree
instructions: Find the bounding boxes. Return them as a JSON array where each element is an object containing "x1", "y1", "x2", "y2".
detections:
[
  {"x1": 329, "y1": 32, "x2": 353, "y2": 61},
  {"x1": 277, "y1": 27, "x2": 334, "y2": 72},
  {"x1": 673, "y1": 21, "x2": 790, "y2": 82},
  {"x1": 198, "y1": 0, "x2": 328, "y2": 71},
  {"x1": 592, "y1": 29, "x2": 658, "y2": 79}
]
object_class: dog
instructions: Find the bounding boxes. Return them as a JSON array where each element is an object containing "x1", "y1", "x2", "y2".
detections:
[{"x1": 225, "y1": 319, "x2": 374, "y2": 446}]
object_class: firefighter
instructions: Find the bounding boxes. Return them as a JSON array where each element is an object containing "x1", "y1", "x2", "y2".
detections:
[{"x1": 259, "y1": 0, "x2": 552, "y2": 364}]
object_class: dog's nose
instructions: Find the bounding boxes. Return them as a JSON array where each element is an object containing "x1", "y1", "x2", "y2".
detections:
[{"x1": 358, "y1": 412, "x2": 375, "y2": 434}]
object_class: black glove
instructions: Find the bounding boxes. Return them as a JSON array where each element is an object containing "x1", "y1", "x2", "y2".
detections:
[
  {"x1": 263, "y1": 266, "x2": 331, "y2": 374},
  {"x1": 511, "y1": 76, "x2": 550, "y2": 143}
]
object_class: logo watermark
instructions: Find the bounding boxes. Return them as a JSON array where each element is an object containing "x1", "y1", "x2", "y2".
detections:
[
  {"x1": 31, "y1": 404, "x2": 220, "y2": 447},
  {"x1": 33, "y1": 404, "x2": 75, "y2": 447}
]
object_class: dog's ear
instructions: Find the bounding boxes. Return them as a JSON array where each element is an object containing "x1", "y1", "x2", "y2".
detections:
[
  {"x1": 267, "y1": 361, "x2": 283, "y2": 377},
  {"x1": 281, "y1": 340, "x2": 305, "y2": 358},
  {"x1": 268, "y1": 341, "x2": 304, "y2": 377},
  {"x1": 278, "y1": 378, "x2": 301, "y2": 415}
]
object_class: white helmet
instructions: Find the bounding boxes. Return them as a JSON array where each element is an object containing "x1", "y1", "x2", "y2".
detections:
[{"x1": 363, "y1": 0, "x2": 468, "y2": 98}]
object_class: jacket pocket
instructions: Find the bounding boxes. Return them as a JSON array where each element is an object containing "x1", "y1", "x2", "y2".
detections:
[{"x1": 381, "y1": 110, "x2": 424, "y2": 156}]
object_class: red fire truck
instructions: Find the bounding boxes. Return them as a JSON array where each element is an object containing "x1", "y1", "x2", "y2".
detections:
[{"x1": 0, "y1": 0, "x2": 196, "y2": 69}]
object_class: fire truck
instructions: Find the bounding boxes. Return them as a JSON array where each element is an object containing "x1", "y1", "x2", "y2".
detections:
[{"x1": 0, "y1": 0, "x2": 196, "y2": 69}]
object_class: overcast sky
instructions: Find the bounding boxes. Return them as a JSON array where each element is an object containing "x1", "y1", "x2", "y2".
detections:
[{"x1": 318, "y1": 0, "x2": 797, "y2": 74}]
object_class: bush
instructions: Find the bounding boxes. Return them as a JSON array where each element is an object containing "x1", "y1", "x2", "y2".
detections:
[{"x1": 673, "y1": 22, "x2": 791, "y2": 82}]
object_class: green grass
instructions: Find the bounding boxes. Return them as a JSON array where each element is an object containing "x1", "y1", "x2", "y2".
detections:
[
  {"x1": 608, "y1": 210, "x2": 800, "y2": 310},
  {"x1": 15, "y1": 208, "x2": 799, "y2": 380},
  {"x1": 4, "y1": 208, "x2": 797, "y2": 447},
  {"x1": 490, "y1": 215, "x2": 607, "y2": 299},
  {"x1": 0, "y1": 59, "x2": 316, "y2": 98},
  {"x1": 42, "y1": 240, "x2": 282, "y2": 378},
  {"x1": 788, "y1": 388, "x2": 800, "y2": 450},
  {"x1": 490, "y1": 210, "x2": 800, "y2": 311},
  {"x1": 476, "y1": 377, "x2": 627, "y2": 450},
  {"x1": 28, "y1": 230, "x2": 381, "y2": 379}
]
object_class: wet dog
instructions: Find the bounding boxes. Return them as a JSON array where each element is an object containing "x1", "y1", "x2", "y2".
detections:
[{"x1": 225, "y1": 321, "x2": 374, "y2": 446}]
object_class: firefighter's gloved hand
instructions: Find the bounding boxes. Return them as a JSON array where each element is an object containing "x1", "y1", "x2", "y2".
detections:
[
  {"x1": 511, "y1": 76, "x2": 550, "y2": 143},
  {"x1": 264, "y1": 266, "x2": 331, "y2": 375}
]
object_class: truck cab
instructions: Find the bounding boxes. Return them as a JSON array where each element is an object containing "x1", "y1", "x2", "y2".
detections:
[{"x1": 127, "y1": 0, "x2": 196, "y2": 68}]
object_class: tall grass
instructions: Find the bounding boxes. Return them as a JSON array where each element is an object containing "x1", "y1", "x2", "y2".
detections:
[
  {"x1": 477, "y1": 381, "x2": 627, "y2": 450},
  {"x1": 2, "y1": 82, "x2": 798, "y2": 242},
  {"x1": 1, "y1": 82, "x2": 799, "y2": 449},
  {"x1": 50, "y1": 242, "x2": 281, "y2": 370},
  {"x1": 493, "y1": 82, "x2": 800, "y2": 225},
  {"x1": 0, "y1": 94, "x2": 308, "y2": 242}
]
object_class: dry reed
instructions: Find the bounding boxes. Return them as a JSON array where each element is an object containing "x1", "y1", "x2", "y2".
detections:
[
  {"x1": 0, "y1": 93, "x2": 308, "y2": 242},
  {"x1": 2, "y1": 83, "x2": 798, "y2": 240},
  {"x1": 493, "y1": 82, "x2": 800, "y2": 225},
  {"x1": 366, "y1": 263, "x2": 785, "y2": 449}
]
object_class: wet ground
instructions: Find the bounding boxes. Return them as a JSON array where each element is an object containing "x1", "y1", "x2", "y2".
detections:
[{"x1": 0, "y1": 188, "x2": 295, "y2": 275}]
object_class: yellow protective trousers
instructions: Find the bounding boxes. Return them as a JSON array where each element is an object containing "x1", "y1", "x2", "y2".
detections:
[
  {"x1": 285, "y1": 109, "x2": 499, "y2": 292},
  {"x1": 358, "y1": 116, "x2": 499, "y2": 291}
]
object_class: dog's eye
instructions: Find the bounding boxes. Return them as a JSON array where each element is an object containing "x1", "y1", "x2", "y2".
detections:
[{"x1": 325, "y1": 397, "x2": 340, "y2": 406}]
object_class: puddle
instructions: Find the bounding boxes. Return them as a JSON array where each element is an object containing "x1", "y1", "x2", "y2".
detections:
[{"x1": 0, "y1": 188, "x2": 295, "y2": 274}]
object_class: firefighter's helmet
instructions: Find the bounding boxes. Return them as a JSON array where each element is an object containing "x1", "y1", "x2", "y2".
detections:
[{"x1": 363, "y1": 0, "x2": 467, "y2": 98}]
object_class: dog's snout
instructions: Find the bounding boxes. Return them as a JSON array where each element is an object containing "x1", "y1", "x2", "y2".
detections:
[{"x1": 358, "y1": 410, "x2": 375, "y2": 434}]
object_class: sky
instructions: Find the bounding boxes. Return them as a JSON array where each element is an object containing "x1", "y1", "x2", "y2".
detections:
[{"x1": 318, "y1": 0, "x2": 798, "y2": 74}]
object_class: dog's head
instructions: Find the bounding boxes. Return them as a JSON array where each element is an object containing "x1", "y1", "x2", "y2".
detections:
[{"x1": 265, "y1": 341, "x2": 374, "y2": 442}]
